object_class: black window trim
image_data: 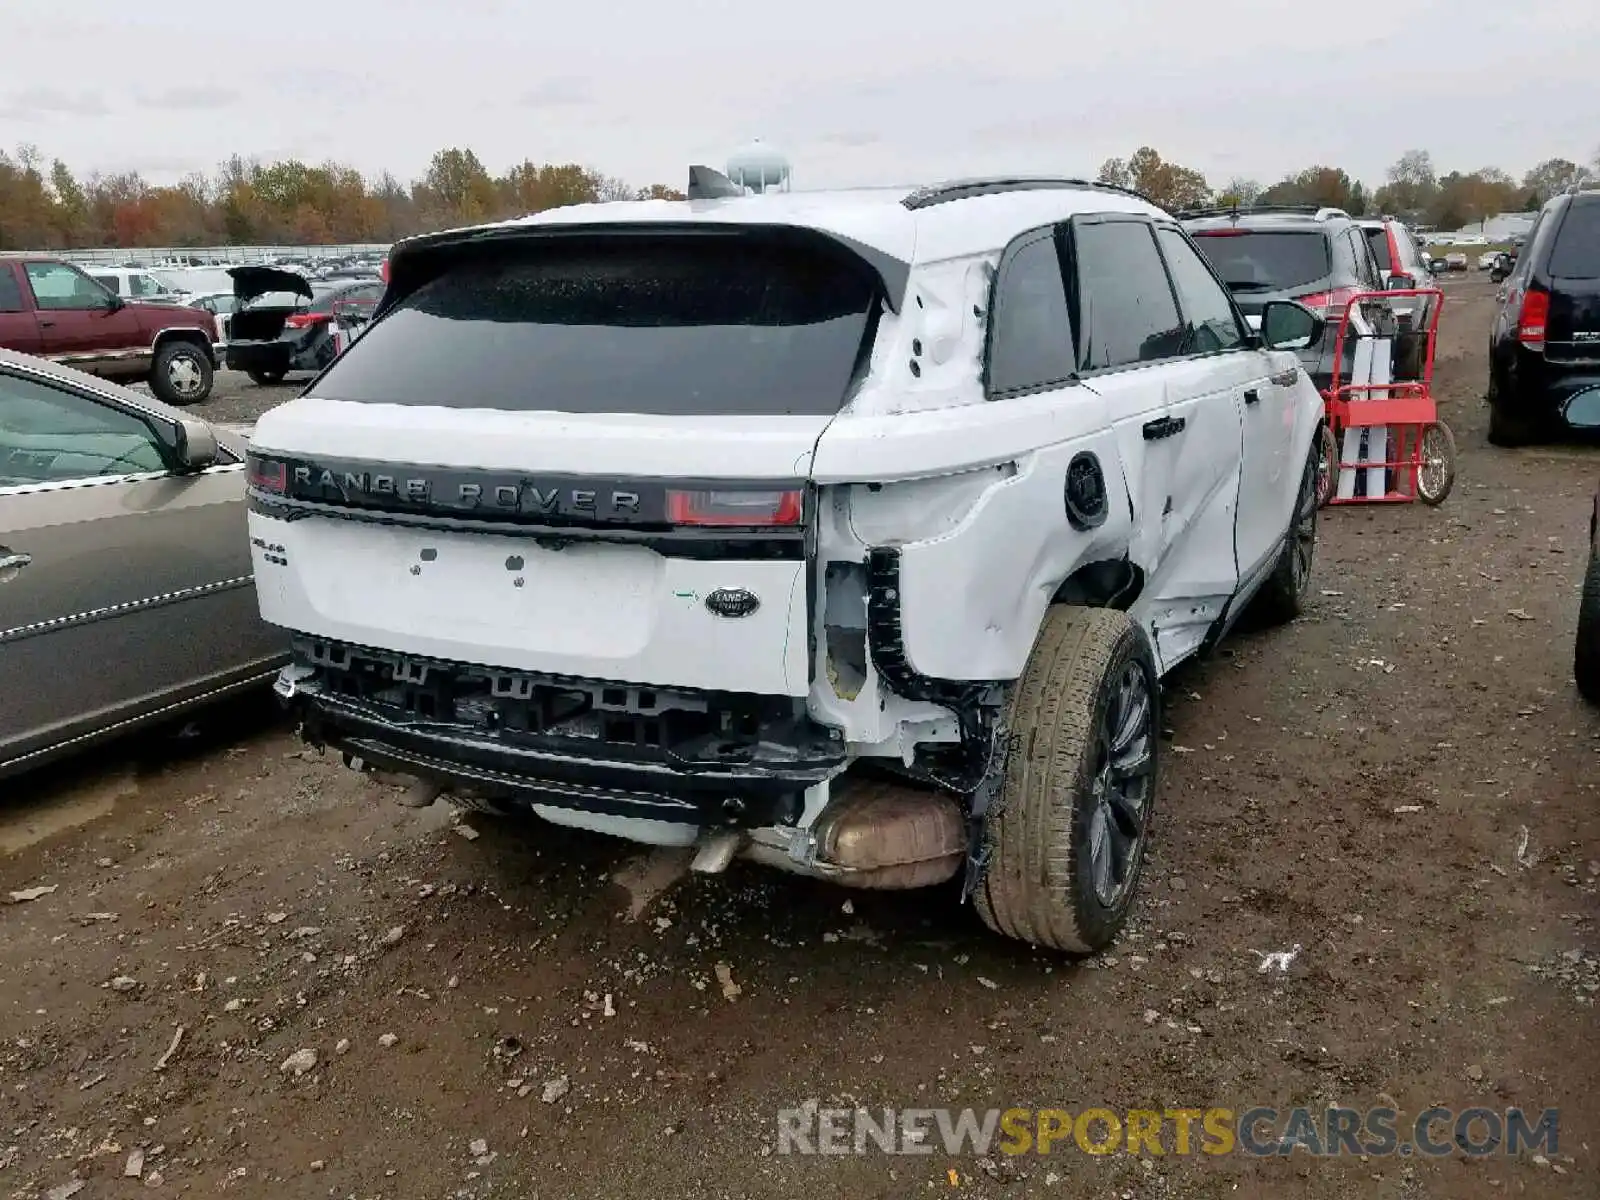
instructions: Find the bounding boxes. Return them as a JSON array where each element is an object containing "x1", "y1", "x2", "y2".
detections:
[
  {"x1": 981, "y1": 222, "x2": 1080, "y2": 401},
  {"x1": 1065, "y1": 213, "x2": 1188, "y2": 381},
  {"x1": 1150, "y1": 221, "x2": 1253, "y2": 360}
]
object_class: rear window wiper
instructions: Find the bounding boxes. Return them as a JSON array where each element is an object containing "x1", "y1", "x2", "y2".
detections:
[{"x1": 1225, "y1": 281, "x2": 1273, "y2": 293}]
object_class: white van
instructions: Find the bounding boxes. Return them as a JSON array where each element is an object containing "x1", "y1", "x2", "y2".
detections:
[{"x1": 88, "y1": 267, "x2": 191, "y2": 302}]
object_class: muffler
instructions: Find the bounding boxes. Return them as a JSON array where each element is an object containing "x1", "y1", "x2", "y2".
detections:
[{"x1": 746, "y1": 775, "x2": 966, "y2": 889}]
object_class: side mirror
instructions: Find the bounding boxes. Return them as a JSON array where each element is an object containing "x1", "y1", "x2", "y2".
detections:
[
  {"x1": 174, "y1": 418, "x2": 219, "y2": 471},
  {"x1": 1259, "y1": 300, "x2": 1323, "y2": 352},
  {"x1": 1389, "y1": 272, "x2": 1415, "y2": 291},
  {"x1": 103, "y1": 292, "x2": 125, "y2": 311}
]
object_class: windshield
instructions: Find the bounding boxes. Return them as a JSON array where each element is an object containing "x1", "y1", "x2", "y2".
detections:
[
  {"x1": 1189, "y1": 230, "x2": 1331, "y2": 293},
  {"x1": 312, "y1": 235, "x2": 881, "y2": 416},
  {"x1": 1549, "y1": 202, "x2": 1600, "y2": 279}
]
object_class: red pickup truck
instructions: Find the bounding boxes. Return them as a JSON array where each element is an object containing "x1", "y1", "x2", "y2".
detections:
[{"x1": 0, "y1": 254, "x2": 218, "y2": 405}]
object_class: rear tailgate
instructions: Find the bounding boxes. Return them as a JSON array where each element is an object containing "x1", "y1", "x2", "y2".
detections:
[
  {"x1": 1546, "y1": 198, "x2": 1600, "y2": 363},
  {"x1": 247, "y1": 228, "x2": 886, "y2": 697}
]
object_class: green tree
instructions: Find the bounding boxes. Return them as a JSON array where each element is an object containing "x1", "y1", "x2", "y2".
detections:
[
  {"x1": 1098, "y1": 146, "x2": 1210, "y2": 210},
  {"x1": 1522, "y1": 158, "x2": 1584, "y2": 205}
]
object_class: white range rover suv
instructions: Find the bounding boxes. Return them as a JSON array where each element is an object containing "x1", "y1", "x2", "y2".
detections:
[{"x1": 246, "y1": 171, "x2": 1327, "y2": 953}]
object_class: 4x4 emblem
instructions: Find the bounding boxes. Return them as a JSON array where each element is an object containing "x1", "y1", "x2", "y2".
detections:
[{"x1": 705, "y1": 588, "x2": 760, "y2": 618}]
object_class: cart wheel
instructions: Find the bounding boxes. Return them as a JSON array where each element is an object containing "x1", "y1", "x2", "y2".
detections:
[
  {"x1": 1315, "y1": 424, "x2": 1339, "y2": 508},
  {"x1": 1417, "y1": 421, "x2": 1457, "y2": 506}
]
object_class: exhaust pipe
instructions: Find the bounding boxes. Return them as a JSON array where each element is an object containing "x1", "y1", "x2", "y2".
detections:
[{"x1": 745, "y1": 775, "x2": 966, "y2": 889}]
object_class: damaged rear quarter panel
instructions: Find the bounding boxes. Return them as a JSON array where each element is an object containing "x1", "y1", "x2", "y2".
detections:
[{"x1": 816, "y1": 393, "x2": 1135, "y2": 683}]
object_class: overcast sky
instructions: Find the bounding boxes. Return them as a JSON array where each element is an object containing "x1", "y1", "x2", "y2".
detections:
[{"x1": 6, "y1": 0, "x2": 1597, "y2": 193}]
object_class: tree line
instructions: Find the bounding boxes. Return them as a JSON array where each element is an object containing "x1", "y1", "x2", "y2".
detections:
[
  {"x1": 1100, "y1": 146, "x2": 1598, "y2": 229},
  {"x1": 0, "y1": 145, "x2": 686, "y2": 250},
  {"x1": 1, "y1": 141, "x2": 1595, "y2": 251}
]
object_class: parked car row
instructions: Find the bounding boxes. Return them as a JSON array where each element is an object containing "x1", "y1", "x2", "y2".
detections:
[
  {"x1": 8, "y1": 172, "x2": 1596, "y2": 957},
  {"x1": 1175, "y1": 204, "x2": 1433, "y2": 385},
  {"x1": 0, "y1": 255, "x2": 387, "y2": 403},
  {"x1": 2, "y1": 171, "x2": 1333, "y2": 958},
  {"x1": 0, "y1": 255, "x2": 219, "y2": 405}
]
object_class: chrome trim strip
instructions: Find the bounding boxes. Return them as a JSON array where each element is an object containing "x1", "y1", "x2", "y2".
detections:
[
  {"x1": 0, "y1": 462, "x2": 244, "y2": 498},
  {"x1": 0, "y1": 574, "x2": 255, "y2": 645},
  {"x1": 0, "y1": 664, "x2": 283, "y2": 772}
]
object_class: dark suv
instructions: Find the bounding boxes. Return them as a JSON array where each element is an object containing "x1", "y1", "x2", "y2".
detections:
[
  {"x1": 1486, "y1": 183, "x2": 1600, "y2": 445},
  {"x1": 1180, "y1": 206, "x2": 1399, "y2": 394}
]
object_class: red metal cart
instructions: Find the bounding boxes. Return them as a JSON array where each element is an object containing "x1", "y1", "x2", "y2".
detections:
[{"x1": 1315, "y1": 286, "x2": 1455, "y2": 507}]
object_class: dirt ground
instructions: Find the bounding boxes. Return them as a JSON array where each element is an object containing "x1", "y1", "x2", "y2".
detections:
[{"x1": 3, "y1": 278, "x2": 1597, "y2": 1200}]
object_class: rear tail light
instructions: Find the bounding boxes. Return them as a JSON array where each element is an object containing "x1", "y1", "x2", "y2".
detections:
[
  {"x1": 1293, "y1": 286, "x2": 1361, "y2": 321},
  {"x1": 284, "y1": 312, "x2": 329, "y2": 330},
  {"x1": 380, "y1": 258, "x2": 390, "y2": 284},
  {"x1": 246, "y1": 454, "x2": 286, "y2": 494},
  {"x1": 1517, "y1": 287, "x2": 1549, "y2": 350},
  {"x1": 666, "y1": 489, "x2": 803, "y2": 527}
]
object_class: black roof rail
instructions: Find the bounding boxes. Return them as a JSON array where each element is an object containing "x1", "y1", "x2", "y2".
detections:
[
  {"x1": 901, "y1": 176, "x2": 1152, "y2": 210},
  {"x1": 1176, "y1": 202, "x2": 1350, "y2": 221}
]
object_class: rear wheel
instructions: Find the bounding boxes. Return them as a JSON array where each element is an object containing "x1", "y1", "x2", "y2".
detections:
[
  {"x1": 1416, "y1": 422, "x2": 1456, "y2": 505},
  {"x1": 1315, "y1": 423, "x2": 1339, "y2": 508},
  {"x1": 974, "y1": 607, "x2": 1159, "y2": 954},
  {"x1": 247, "y1": 368, "x2": 287, "y2": 386},
  {"x1": 1576, "y1": 551, "x2": 1600, "y2": 703},
  {"x1": 1252, "y1": 439, "x2": 1319, "y2": 625},
  {"x1": 148, "y1": 341, "x2": 213, "y2": 406}
]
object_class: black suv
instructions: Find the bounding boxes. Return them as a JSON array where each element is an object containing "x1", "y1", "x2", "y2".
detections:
[
  {"x1": 1486, "y1": 183, "x2": 1600, "y2": 445},
  {"x1": 1180, "y1": 206, "x2": 1400, "y2": 394}
]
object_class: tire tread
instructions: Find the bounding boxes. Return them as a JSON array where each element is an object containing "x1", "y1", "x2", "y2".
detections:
[{"x1": 975, "y1": 607, "x2": 1148, "y2": 954}]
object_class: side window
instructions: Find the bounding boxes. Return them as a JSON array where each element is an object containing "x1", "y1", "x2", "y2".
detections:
[
  {"x1": 26, "y1": 262, "x2": 112, "y2": 311},
  {"x1": 0, "y1": 371, "x2": 169, "y2": 485},
  {"x1": 1155, "y1": 227, "x2": 1245, "y2": 354},
  {"x1": 0, "y1": 268, "x2": 24, "y2": 313},
  {"x1": 131, "y1": 274, "x2": 153, "y2": 297},
  {"x1": 985, "y1": 230, "x2": 1077, "y2": 397},
  {"x1": 91, "y1": 274, "x2": 120, "y2": 294},
  {"x1": 1346, "y1": 231, "x2": 1375, "y2": 287},
  {"x1": 1511, "y1": 213, "x2": 1546, "y2": 283},
  {"x1": 1072, "y1": 219, "x2": 1185, "y2": 370}
]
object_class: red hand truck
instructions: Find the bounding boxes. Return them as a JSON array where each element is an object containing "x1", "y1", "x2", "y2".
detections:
[{"x1": 1314, "y1": 286, "x2": 1455, "y2": 507}]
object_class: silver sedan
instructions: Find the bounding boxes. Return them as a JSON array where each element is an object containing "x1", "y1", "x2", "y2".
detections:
[{"x1": 0, "y1": 347, "x2": 287, "y2": 778}]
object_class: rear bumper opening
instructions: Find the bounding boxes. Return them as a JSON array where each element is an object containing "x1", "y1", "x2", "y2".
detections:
[
  {"x1": 227, "y1": 340, "x2": 293, "y2": 373},
  {"x1": 276, "y1": 639, "x2": 847, "y2": 828}
]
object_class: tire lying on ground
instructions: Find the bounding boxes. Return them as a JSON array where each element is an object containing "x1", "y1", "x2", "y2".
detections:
[{"x1": 975, "y1": 606, "x2": 1160, "y2": 954}]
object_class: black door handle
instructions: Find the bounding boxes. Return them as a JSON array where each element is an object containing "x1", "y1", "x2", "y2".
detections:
[
  {"x1": 1142, "y1": 415, "x2": 1186, "y2": 441},
  {"x1": 1243, "y1": 388, "x2": 1261, "y2": 405},
  {"x1": 38, "y1": 319, "x2": 55, "y2": 328}
]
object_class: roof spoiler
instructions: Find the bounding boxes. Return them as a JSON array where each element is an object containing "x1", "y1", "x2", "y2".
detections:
[{"x1": 687, "y1": 165, "x2": 744, "y2": 200}]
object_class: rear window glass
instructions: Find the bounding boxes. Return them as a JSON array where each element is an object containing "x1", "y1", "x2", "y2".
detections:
[
  {"x1": 1362, "y1": 228, "x2": 1393, "y2": 271},
  {"x1": 1549, "y1": 202, "x2": 1600, "y2": 279},
  {"x1": 313, "y1": 236, "x2": 881, "y2": 416},
  {"x1": 1188, "y1": 230, "x2": 1331, "y2": 294}
]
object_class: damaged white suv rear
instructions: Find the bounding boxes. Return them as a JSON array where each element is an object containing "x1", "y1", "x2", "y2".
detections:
[{"x1": 246, "y1": 172, "x2": 1326, "y2": 953}]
